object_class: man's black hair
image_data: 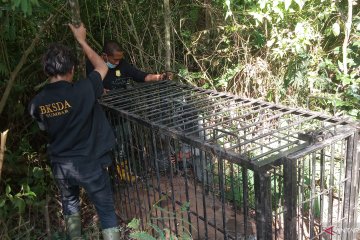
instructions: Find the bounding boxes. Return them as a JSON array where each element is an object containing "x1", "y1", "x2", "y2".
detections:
[
  {"x1": 42, "y1": 43, "x2": 77, "y2": 77},
  {"x1": 103, "y1": 40, "x2": 122, "y2": 56}
]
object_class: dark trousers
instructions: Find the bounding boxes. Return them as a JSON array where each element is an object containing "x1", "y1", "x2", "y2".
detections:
[{"x1": 51, "y1": 154, "x2": 118, "y2": 229}]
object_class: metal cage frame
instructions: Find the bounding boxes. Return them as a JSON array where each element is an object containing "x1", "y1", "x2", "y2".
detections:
[{"x1": 101, "y1": 80, "x2": 359, "y2": 240}]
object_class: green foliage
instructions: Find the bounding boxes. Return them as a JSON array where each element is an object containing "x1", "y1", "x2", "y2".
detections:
[
  {"x1": 0, "y1": 122, "x2": 52, "y2": 238},
  {"x1": 301, "y1": 176, "x2": 321, "y2": 219},
  {"x1": 128, "y1": 218, "x2": 141, "y2": 230},
  {"x1": 180, "y1": 201, "x2": 190, "y2": 212},
  {"x1": 1, "y1": 184, "x2": 36, "y2": 215},
  {"x1": 130, "y1": 231, "x2": 157, "y2": 240},
  {"x1": 128, "y1": 200, "x2": 193, "y2": 240},
  {"x1": 0, "y1": 0, "x2": 40, "y2": 16},
  {"x1": 236, "y1": 0, "x2": 359, "y2": 117},
  {"x1": 222, "y1": 166, "x2": 256, "y2": 210}
]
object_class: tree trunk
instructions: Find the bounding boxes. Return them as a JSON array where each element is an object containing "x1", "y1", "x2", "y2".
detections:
[
  {"x1": 204, "y1": 0, "x2": 212, "y2": 29},
  {"x1": 342, "y1": 0, "x2": 353, "y2": 75},
  {"x1": 68, "y1": 0, "x2": 86, "y2": 79},
  {"x1": 164, "y1": 0, "x2": 171, "y2": 71}
]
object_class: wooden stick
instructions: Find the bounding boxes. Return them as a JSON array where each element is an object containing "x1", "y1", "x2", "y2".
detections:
[
  {"x1": 44, "y1": 194, "x2": 51, "y2": 239},
  {"x1": 68, "y1": 0, "x2": 86, "y2": 79},
  {"x1": 164, "y1": 0, "x2": 171, "y2": 72},
  {"x1": 342, "y1": 0, "x2": 353, "y2": 76},
  {"x1": 0, "y1": 129, "x2": 9, "y2": 182}
]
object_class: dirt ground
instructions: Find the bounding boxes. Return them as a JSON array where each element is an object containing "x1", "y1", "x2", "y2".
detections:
[{"x1": 113, "y1": 174, "x2": 257, "y2": 240}]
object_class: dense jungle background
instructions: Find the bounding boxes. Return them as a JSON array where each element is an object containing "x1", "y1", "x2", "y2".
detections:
[{"x1": 0, "y1": 0, "x2": 359, "y2": 239}]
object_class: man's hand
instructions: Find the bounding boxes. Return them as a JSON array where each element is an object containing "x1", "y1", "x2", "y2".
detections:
[
  {"x1": 103, "y1": 88, "x2": 110, "y2": 95},
  {"x1": 160, "y1": 72, "x2": 174, "y2": 80},
  {"x1": 69, "y1": 23, "x2": 86, "y2": 44},
  {"x1": 68, "y1": 23, "x2": 108, "y2": 80},
  {"x1": 164, "y1": 71, "x2": 174, "y2": 80},
  {"x1": 145, "y1": 72, "x2": 174, "y2": 82}
]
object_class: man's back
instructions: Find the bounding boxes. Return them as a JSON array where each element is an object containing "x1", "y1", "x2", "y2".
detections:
[{"x1": 29, "y1": 71, "x2": 114, "y2": 162}]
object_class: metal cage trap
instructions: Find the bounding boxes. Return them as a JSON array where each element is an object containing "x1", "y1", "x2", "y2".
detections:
[{"x1": 100, "y1": 80, "x2": 359, "y2": 240}]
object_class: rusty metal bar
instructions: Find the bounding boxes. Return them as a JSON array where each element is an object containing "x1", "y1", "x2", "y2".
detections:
[
  {"x1": 242, "y1": 166, "x2": 249, "y2": 239},
  {"x1": 284, "y1": 158, "x2": 297, "y2": 239},
  {"x1": 254, "y1": 169, "x2": 272, "y2": 239},
  {"x1": 341, "y1": 133, "x2": 359, "y2": 239},
  {"x1": 152, "y1": 95, "x2": 236, "y2": 124},
  {"x1": 183, "y1": 103, "x2": 272, "y2": 136}
]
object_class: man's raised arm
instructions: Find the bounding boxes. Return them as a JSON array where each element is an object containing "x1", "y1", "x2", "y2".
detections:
[{"x1": 68, "y1": 23, "x2": 108, "y2": 80}]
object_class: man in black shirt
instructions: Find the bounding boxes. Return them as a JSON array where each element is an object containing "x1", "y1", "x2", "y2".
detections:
[
  {"x1": 86, "y1": 40, "x2": 167, "y2": 91},
  {"x1": 29, "y1": 24, "x2": 120, "y2": 240}
]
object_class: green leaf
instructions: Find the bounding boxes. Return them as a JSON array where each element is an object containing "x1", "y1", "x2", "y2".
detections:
[
  {"x1": 33, "y1": 167, "x2": 44, "y2": 179},
  {"x1": 0, "y1": 199, "x2": 6, "y2": 208},
  {"x1": 267, "y1": 39, "x2": 275, "y2": 47},
  {"x1": 30, "y1": 0, "x2": 39, "y2": 6},
  {"x1": 353, "y1": 40, "x2": 360, "y2": 47},
  {"x1": 333, "y1": 47, "x2": 341, "y2": 55},
  {"x1": 128, "y1": 218, "x2": 140, "y2": 230},
  {"x1": 338, "y1": 60, "x2": 343, "y2": 71},
  {"x1": 259, "y1": 0, "x2": 267, "y2": 9},
  {"x1": 341, "y1": 76, "x2": 352, "y2": 85},
  {"x1": 250, "y1": 11, "x2": 264, "y2": 24},
  {"x1": 23, "y1": 184, "x2": 36, "y2": 198},
  {"x1": 333, "y1": 99, "x2": 343, "y2": 107},
  {"x1": 181, "y1": 201, "x2": 190, "y2": 212},
  {"x1": 294, "y1": 0, "x2": 304, "y2": 9},
  {"x1": 129, "y1": 231, "x2": 156, "y2": 240},
  {"x1": 284, "y1": 0, "x2": 292, "y2": 10},
  {"x1": 20, "y1": 0, "x2": 28, "y2": 14},
  {"x1": 148, "y1": 224, "x2": 166, "y2": 239},
  {"x1": 27, "y1": 2, "x2": 32, "y2": 15},
  {"x1": 273, "y1": 6, "x2": 284, "y2": 19},
  {"x1": 332, "y1": 22, "x2": 340, "y2": 36},
  {"x1": 5, "y1": 185, "x2": 11, "y2": 195},
  {"x1": 13, "y1": 197, "x2": 25, "y2": 213},
  {"x1": 12, "y1": 0, "x2": 21, "y2": 8},
  {"x1": 348, "y1": 109, "x2": 359, "y2": 117}
]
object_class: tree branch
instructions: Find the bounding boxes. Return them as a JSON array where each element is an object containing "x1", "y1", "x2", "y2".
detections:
[
  {"x1": 123, "y1": 1, "x2": 145, "y2": 69},
  {"x1": 342, "y1": 0, "x2": 353, "y2": 76},
  {"x1": 0, "y1": 14, "x2": 56, "y2": 115},
  {"x1": 0, "y1": 129, "x2": 9, "y2": 182},
  {"x1": 68, "y1": 0, "x2": 86, "y2": 78},
  {"x1": 164, "y1": 0, "x2": 171, "y2": 71}
]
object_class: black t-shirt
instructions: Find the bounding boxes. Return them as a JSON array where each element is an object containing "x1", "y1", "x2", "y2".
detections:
[
  {"x1": 29, "y1": 71, "x2": 115, "y2": 164},
  {"x1": 86, "y1": 59, "x2": 148, "y2": 90}
]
